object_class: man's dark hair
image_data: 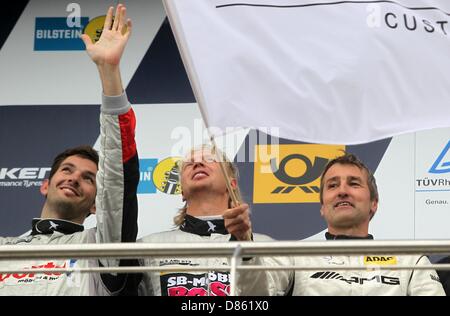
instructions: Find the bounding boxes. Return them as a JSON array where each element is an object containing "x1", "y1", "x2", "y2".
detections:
[
  {"x1": 48, "y1": 145, "x2": 99, "y2": 181},
  {"x1": 319, "y1": 153, "x2": 378, "y2": 204}
]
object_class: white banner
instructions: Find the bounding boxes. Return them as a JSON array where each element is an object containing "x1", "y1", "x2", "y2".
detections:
[{"x1": 164, "y1": 0, "x2": 450, "y2": 144}]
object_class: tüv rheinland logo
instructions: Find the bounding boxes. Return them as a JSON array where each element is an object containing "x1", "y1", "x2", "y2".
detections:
[{"x1": 429, "y1": 140, "x2": 450, "y2": 174}]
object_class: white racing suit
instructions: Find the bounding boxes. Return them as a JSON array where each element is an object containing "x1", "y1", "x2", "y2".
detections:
[
  {"x1": 291, "y1": 254, "x2": 445, "y2": 295},
  {"x1": 0, "y1": 92, "x2": 139, "y2": 296},
  {"x1": 271, "y1": 233, "x2": 445, "y2": 296},
  {"x1": 135, "y1": 215, "x2": 277, "y2": 296}
]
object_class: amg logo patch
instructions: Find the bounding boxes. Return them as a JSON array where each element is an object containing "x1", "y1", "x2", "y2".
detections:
[{"x1": 311, "y1": 271, "x2": 400, "y2": 285}]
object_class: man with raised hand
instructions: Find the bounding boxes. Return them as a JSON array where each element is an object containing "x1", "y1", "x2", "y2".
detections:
[{"x1": 0, "y1": 4, "x2": 138, "y2": 295}]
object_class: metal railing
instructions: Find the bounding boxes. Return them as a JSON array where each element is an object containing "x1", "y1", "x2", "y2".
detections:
[{"x1": 1, "y1": 240, "x2": 449, "y2": 295}]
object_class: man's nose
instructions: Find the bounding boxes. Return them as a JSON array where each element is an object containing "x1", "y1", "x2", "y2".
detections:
[
  {"x1": 66, "y1": 172, "x2": 81, "y2": 186},
  {"x1": 337, "y1": 184, "x2": 349, "y2": 197},
  {"x1": 192, "y1": 161, "x2": 205, "y2": 169}
]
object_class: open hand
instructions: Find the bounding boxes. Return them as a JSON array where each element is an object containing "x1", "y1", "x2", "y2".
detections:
[{"x1": 81, "y1": 4, "x2": 132, "y2": 67}]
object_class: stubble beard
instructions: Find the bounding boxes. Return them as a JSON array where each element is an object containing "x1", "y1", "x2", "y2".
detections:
[{"x1": 50, "y1": 198, "x2": 86, "y2": 222}]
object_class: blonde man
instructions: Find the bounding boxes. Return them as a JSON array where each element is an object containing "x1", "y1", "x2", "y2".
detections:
[{"x1": 135, "y1": 146, "x2": 282, "y2": 296}]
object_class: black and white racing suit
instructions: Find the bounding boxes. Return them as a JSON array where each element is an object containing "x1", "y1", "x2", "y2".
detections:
[
  {"x1": 274, "y1": 233, "x2": 445, "y2": 296},
  {"x1": 0, "y1": 92, "x2": 139, "y2": 296},
  {"x1": 135, "y1": 215, "x2": 276, "y2": 296}
]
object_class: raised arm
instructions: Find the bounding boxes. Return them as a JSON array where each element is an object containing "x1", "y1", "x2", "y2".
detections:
[{"x1": 82, "y1": 4, "x2": 139, "y2": 295}]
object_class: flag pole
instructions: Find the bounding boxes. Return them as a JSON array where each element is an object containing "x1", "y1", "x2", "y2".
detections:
[{"x1": 163, "y1": 0, "x2": 240, "y2": 206}]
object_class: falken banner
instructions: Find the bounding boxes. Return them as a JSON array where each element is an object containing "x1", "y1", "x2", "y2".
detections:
[{"x1": 163, "y1": 0, "x2": 450, "y2": 144}]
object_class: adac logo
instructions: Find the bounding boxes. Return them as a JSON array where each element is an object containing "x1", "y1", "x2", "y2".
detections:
[
  {"x1": 429, "y1": 140, "x2": 450, "y2": 174},
  {"x1": 364, "y1": 256, "x2": 398, "y2": 266},
  {"x1": 253, "y1": 145, "x2": 345, "y2": 203}
]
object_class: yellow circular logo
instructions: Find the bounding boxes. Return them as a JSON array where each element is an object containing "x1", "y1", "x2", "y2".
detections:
[
  {"x1": 83, "y1": 15, "x2": 106, "y2": 43},
  {"x1": 153, "y1": 157, "x2": 182, "y2": 195}
]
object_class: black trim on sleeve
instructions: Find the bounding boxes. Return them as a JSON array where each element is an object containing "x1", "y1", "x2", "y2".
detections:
[
  {"x1": 121, "y1": 154, "x2": 140, "y2": 243},
  {"x1": 101, "y1": 153, "x2": 140, "y2": 293}
]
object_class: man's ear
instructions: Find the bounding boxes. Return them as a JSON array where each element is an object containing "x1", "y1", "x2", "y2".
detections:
[
  {"x1": 369, "y1": 199, "x2": 378, "y2": 218},
  {"x1": 40, "y1": 179, "x2": 49, "y2": 197},
  {"x1": 89, "y1": 203, "x2": 96, "y2": 215},
  {"x1": 230, "y1": 178, "x2": 237, "y2": 189},
  {"x1": 320, "y1": 205, "x2": 325, "y2": 218}
]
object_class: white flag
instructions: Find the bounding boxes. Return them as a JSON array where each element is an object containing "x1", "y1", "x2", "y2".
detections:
[{"x1": 163, "y1": 0, "x2": 450, "y2": 144}]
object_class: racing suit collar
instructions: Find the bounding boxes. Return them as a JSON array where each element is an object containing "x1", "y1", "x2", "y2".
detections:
[
  {"x1": 31, "y1": 218, "x2": 84, "y2": 235},
  {"x1": 180, "y1": 214, "x2": 228, "y2": 236},
  {"x1": 325, "y1": 232, "x2": 374, "y2": 240}
]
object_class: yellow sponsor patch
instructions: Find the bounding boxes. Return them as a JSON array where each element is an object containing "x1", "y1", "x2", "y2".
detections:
[
  {"x1": 364, "y1": 256, "x2": 398, "y2": 265},
  {"x1": 83, "y1": 15, "x2": 129, "y2": 44},
  {"x1": 253, "y1": 144, "x2": 345, "y2": 203},
  {"x1": 153, "y1": 157, "x2": 182, "y2": 195},
  {"x1": 83, "y1": 16, "x2": 106, "y2": 44}
]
